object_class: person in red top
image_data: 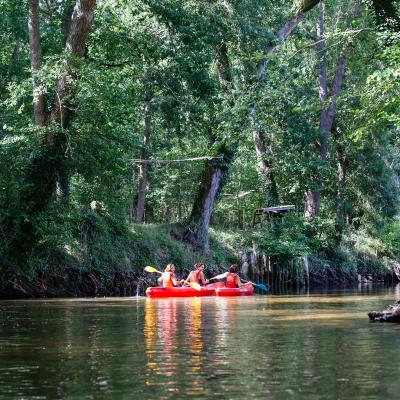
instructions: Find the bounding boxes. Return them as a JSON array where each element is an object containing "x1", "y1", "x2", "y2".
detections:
[
  {"x1": 183, "y1": 263, "x2": 207, "y2": 286},
  {"x1": 158, "y1": 264, "x2": 183, "y2": 287},
  {"x1": 225, "y1": 264, "x2": 244, "y2": 288},
  {"x1": 209, "y1": 264, "x2": 245, "y2": 288}
]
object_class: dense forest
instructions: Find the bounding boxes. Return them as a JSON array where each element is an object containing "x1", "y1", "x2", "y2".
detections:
[{"x1": 0, "y1": 0, "x2": 399, "y2": 297}]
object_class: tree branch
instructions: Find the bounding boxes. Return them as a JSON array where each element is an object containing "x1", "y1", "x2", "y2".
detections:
[{"x1": 257, "y1": 0, "x2": 322, "y2": 77}]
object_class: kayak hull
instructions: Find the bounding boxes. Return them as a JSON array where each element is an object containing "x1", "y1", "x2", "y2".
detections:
[
  {"x1": 146, "y1": 282, "x2": 224, "y2": 298},
  {"x1": 215, "y1": 282, "x2": 254, "y2": 297}
]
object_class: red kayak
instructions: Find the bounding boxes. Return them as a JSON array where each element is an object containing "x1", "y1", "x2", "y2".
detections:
[
  {"x1": 215, "y1": 282, "x2": 254, "y2": 297},
  {"x1": 146, "y1": 282, "x2": 224, "y2": 298}
]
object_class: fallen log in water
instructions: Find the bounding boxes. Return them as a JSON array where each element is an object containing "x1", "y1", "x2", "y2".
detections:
[{"x1": 368, "y1": 300, "x2": 400, "y2": 323}]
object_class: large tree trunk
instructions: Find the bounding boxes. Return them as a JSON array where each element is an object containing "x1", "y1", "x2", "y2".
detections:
[
  {"x1": 186, "y1": 32, "x2": 234, "y2": 251},
  {"x1": 186, "y1": 157, "x2": 224, "y2": 251},
  {"x1": 304, "y1": 189, "x2": 321, "y2": 218},
  {"x1": 304, "y1": 1, "x2": 360, "y2": 218},
  {"x1": 136, "y1": 96, "x2": 152, "y2": 223},
  {"x1": 304, "y1": 2, "x2": 326, "y2": 218},
  {"x1": 253, "y1": 129, "x2": 279, "y2": 206},
  {"x1": 333, "y1": 123, "x2": 350, "y2": 242},
  {"x1": 187, "y1": 0, "x2": 322, "y2": 251},
  {"x1": 253, "y1": 0, "x2": 322, "y2": 207},
  {"x1": 15, "y1": 0, "x2": 96, "y2": 256},
  {"x1": 50, "y1": 0, "x2": 96, "y2": 129},
  {"x1": 215, "y1": 42, "x2": 232, "y2": 84},
  {"x1": 27, "y1": 0, "x2": 96, "y2": 205}
]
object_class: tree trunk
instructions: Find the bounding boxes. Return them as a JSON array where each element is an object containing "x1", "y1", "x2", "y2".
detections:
[
  {"x1": 333, "y1": 124, "x2": 349, "y2": 243},
  {"x1": 253, "y1": 129, "x2": 279, "y2": 206},
  {"x1": 136, "y1": 96, "x2": 152, "y2": 223},
  {"x1": 253, "y1": 1, "x2": 322, "y2": 207},
  {"x1": 50, "y1": 0, "x2": 96, "y2": 128},
  {"x1": 304, "y1": 189, "x2": 321, "y2": 218},
  {"x1": 337, "y1": 154, "x2": 347, "y2": 229},
  {"x1": 215, "y1": 42, "x2": 232, "y2": 84},
  {"x1": 304, "y1": 1, "x2": 360, "y2": 218},
  {"x1": 185, "y1": 157, "x2": 225, "y2": 251},
  {"x1": 28, "y1": 0, "x2": 47, "y2": 126},
  {"x1": 187, "y1": 0, "x2": 322, "y2": 251},
  {"x1": 61, "y1": 0, "x2": 76, "y2": 45},
  {"x1": 303, "y1": 2, "x2": 326, "y2": 218},
  {"x1": 15, "y1": 0, "x2": 96, "y2": 256},
  {"x1": 186, "y1": 34, "x2": 234, "y2": 251},
  {"x1": 396, "y1": 176, "x2": 400, "y2": 217},
  {"x1": 163, "y1": 205, "x2": 170, "y2": 223}
]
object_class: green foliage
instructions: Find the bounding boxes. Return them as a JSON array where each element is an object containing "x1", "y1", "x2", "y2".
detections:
[
  {"x1": 381, "y1": 220, "x2": 400, "y2": 255},
  {"x1": 0, "y1": 0, "x2": 398, "y2": 291}
]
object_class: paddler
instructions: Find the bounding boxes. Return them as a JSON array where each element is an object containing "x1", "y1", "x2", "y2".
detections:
[
  {"x1": 183, "y1": 263, "x2": 207, "y2": 287},
  {"x1": 209, "y1": 264, "x2": 245, "y2": 288},
  {"x1": 158, "y1": 264, "x2": 183, "y2": 287}
]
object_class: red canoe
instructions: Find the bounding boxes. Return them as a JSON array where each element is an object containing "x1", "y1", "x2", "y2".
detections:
[
  {"x1": 215, "y1": 282, "x2": 254, "y2": 297},
  {"x1": 146, "y1": 282, "x2": 224, "y2": 298}
]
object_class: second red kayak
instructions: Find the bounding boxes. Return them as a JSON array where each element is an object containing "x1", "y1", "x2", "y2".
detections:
[{"x1": 215, "y1": 282, "x2": 254, "y2": 297}]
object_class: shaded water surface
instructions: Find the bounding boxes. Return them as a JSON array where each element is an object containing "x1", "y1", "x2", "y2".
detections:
[{"x1": 1, "y1": 286, "x2": 400, "y2": 399}]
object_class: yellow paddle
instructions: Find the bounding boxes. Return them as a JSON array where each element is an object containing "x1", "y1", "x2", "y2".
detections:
[{"x1": 144, "y1": 266, "x2": 162, "y2": 274}]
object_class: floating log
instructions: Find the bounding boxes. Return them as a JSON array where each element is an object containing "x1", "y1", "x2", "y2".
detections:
[{"x1": 368, "y1": 300, "x2": 400, "y2": 323}]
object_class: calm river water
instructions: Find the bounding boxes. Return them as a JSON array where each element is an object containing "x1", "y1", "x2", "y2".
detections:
[{"x1": 1, "y1": 285, "x2": 400, "y2": 400}]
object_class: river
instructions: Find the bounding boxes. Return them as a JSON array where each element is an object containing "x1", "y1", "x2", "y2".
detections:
[{"x1": 1, "y1": 285, "x2": 400, "y2": 399}]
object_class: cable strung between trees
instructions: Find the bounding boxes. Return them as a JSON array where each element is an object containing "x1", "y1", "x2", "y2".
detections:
[{"x1": 131, "y1": 156, "x2": 224, "y2": 164}]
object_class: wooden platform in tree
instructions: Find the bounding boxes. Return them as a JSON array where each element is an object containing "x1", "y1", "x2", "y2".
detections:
[{"x1": 252, "y1": 205, "x2": 295, "y2": 226}]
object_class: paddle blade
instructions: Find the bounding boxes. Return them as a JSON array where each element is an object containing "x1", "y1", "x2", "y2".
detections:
[
  {"x1": 212, "y1": 272, "x2": 228, "y2": 280},
  {"x1": 189, "y1": 282, "x2": 202, "y2": 291},
  {"x1": 255, "y1": 283, "x2": 268, "y2": 292},
  {"x1": 145, "y1": 266, "x2": 159, "y2": 273}
]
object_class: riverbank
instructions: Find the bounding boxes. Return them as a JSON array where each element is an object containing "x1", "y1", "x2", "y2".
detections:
[{"x1": 1, "y1": 220, "x2": 397, "y2": 299}]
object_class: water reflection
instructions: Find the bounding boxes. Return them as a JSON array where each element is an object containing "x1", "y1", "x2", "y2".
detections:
[
  {"x1": 144, "y1": 298, "x2": 208, "y2": 396},
  {"x1": 144, "y1": 299, "x2": 182, "y2": 395}
]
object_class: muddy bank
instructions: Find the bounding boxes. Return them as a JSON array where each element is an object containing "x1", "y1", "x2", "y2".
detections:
[
  {"x1": 1, "y1": 234, "x2": 397, "y2": 299},
  {"x1": 238, "y1": 250, "x2": 395, "y2": 290},
  {"x1": 0, "y1": 265, "x2": 395, "y2": 299},
  {"x1": 0, "y1": 269, "x2": 146, "y2": 299}
]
